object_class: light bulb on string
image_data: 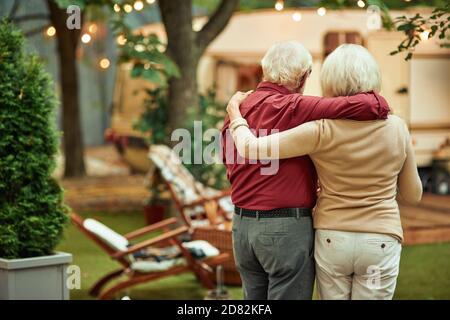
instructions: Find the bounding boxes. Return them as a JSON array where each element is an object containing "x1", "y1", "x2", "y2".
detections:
[
  {"x1": 133, "y1": 1, "x2": 144, "y2": 11},
  {"x1": 88, "y1": 23, "x2": 97, "y2": 34},
  {"x1": 124, "y1": 4, "x2": 133, "y2": 13},
  {"x1": 99, "y1": 58, "x2": 111, "y2": 69},
  {"x1": 81, "y1": 33, "x2": 91, "y2": 44},
  {"x1": 46, "y1": 26, "x2": 56, "y2": 37},
  {"x1": 292, "y1": 12, "x2": 302, "y2": 22},
  {"x1": 419, "y1": 30, "x2": 430, "y2": 41},
  {"x1": 117, "y1": 34, "x2": 127, "y2": 46},
  {"x1": 275, "y1": 0, "x2": 284, "y2": 11},
  {"x1": 317, "y1": 7, "x2": 326, "y2": 16}
]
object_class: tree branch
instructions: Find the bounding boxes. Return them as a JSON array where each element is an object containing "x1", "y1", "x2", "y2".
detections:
[
  {"x1": 196, "y1": 0, "x2": 239, "y2": 54},
  {"x1": 158, "y1": 0, "x2": 194, "y2": 61},
  {"x1": 8, "y1": 0, "x2": 21, "y2": 19},
  {"x1": 47, "y1": 0, "x2": 84, "y2": 50},
  {"x1": 12, "y1": 14, "x2": 50, "y2": 23},
  {"x1": 24, "y1": 24, "x2": 51, "y2": 37}
]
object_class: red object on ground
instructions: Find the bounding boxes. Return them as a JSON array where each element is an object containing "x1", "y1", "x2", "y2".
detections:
[{"x1": 143, "y1": 204, "x2": 167, "y2": 225}]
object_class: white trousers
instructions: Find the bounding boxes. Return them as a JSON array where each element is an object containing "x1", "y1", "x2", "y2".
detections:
[{"x1": 315, "y1": 229, "x2": 402, "y2": 300}]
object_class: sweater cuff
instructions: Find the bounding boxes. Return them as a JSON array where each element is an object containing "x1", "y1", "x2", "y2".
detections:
[{"x1": 229, "y1": 117, "x2": 249, "y2": 132}]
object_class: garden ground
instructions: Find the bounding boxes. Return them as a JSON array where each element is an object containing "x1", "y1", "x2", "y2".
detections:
[{"x1": 58, "y1": 211, "x2": 450, "y2": 300}]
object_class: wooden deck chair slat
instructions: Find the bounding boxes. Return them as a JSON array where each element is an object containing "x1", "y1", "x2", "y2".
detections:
[
  {"x1": 148, "y1": 145, "x2": 241, "y2": 285},
  {"x1": 69, "y1": 212, "x2": 230, "y2": 299}
]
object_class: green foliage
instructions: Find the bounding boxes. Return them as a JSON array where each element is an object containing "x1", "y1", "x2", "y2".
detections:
[
  {"x1": 319, "y1": 0, "x2": 446, "y2": 10},
  {"x1": 119, "y1": 33, "x2": 180, "y2": 85},
  {"x1": 54, "y1": 0, "x2": 180, "y2": 86},
  {"x1": 134, "y1": 88, "x2": 229, "y2": 190},
  {"x1": 54, "y1": 0, "x2": 109, "y2": 10},
  {"x1": 0, "y1": 19, "x2": 67, "y2": 259},
  {"x1": 55, "y1": 0, "x2": 89, "y2": 9},
  {"x1": 184, "y1": 89, "x2": 229, "y2": 190},
  {"x1": 391, "y1": 4, "x2": 449, "y2": 60},
  {"x1": 133, "y1": 87, "x2": 170, "y2": 145},
  {"x1": 109, "y1": 5, "x2": 180, "y2": 86}
]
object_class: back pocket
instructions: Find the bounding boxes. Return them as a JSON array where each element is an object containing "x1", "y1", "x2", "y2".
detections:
[{"x1": 263, "y1": 219, "x2": 288, "y2": 235}]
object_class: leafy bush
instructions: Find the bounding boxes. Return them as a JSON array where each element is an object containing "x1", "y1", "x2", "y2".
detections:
[
  {"x1": 184, "y1": 89, "x2": 229, "y2": 190},
  {"x1": 133, "y1": 87, "x2": 170, "y2": 145},
  {"x1": 0, "y1": 20, "x2": 67, "y2": 259},
  {"x1": 134, "y1": 87, "x2": 229, "y2": 190}
]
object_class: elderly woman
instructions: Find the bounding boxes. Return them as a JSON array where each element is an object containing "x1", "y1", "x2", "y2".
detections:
[{"x1": 227, "y1": 44, "x2": 422, "y2": 300}]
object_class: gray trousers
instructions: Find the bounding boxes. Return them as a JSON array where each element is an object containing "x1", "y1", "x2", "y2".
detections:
[{"x1": 232, "y1": 214, "x2": 315, "y2": 300}]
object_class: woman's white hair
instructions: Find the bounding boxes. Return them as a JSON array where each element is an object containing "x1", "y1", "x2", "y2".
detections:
[
  {"x1": 261, "y1": 41, "x2": 312, "y2": 89},
  {"x1": 321, "y1": 44, "x2": 381, "y2": 97}
]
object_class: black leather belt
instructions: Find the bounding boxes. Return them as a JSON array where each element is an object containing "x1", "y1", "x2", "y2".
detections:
[{"x1": 234, "y1": 206, "x2": 312, "y2": 219}]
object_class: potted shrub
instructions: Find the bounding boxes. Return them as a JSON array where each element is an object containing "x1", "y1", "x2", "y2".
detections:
[{"x1": 0, "y1": 19, "x2": 71, "y2": 300}]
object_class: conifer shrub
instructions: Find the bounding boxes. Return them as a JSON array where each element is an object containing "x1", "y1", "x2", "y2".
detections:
[{"x1": 0, "y1": 19, "x2": 67, "y2": 259}]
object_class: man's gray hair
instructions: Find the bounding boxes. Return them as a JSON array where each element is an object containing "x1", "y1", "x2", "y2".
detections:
[{"x1": 261, "y1": 41, "x2": 313, "y2": 89}]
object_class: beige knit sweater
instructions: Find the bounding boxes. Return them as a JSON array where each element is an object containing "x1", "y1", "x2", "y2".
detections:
[{"x1": 231, "y1": 115, "x2": 423, "y2": 242}]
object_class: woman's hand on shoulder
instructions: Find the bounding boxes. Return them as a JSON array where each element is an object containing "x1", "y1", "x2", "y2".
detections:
[{"x1": 226, "y1": 90, "x2": 253, "y2": 121}]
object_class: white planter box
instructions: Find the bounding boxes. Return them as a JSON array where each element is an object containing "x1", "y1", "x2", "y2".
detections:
[{"x1": 0, "y1": 252, "x2": 72, "y2": 300}]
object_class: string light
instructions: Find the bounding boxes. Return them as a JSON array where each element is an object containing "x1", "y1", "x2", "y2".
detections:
[
  {"x1": 146, "y1": 0, "x2": 155, "y2": 4},
  {"x1": 357, "y1": 0, "x2": 365, "y2": 8},
  {"x1": 275, "y1": 0, "x2": 284, "y2": 11},
  {"x1": 123, "y1": 4, "x2": 133, "y2": 13},
  {"x1": 117, "y1": 34, "x2": 127, "y2": 46},
  {"x1": 133, "y1": 1, "x2": 144, "y2": 11},
  {"x1": 419, "y1": 30, "x2": 430, "y2": 41},
  {"x1": 99, "y1": 58, "x2": 110, "y2": 69},
  {"x1": 88, "y1": 23, "x2": 97, "y2": 34},
  {"x1": 317, "y1": 7, "x2": 326, "y2": 16},
  {"x1": 134, "y1": 44, "x2": 145, "y2": 52},
  {"x1": 113, "y1": 4, "x2": 120, "y2": 12},
  {"x1": 46, "y1": 26, "x2": 56, "y2": 37},
  {"x1": 292, "y1": 12, "x2": 302, "y2": 22},
  {"x1": 81, "y1": 33, "x2": 91, "y2": 43}
]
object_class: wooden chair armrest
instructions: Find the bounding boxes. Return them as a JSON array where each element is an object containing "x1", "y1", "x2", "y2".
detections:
[
  {"x1": 192, "y1": 225, "x2": 232, "y2": 233},
  {"x1": 70, "y1": 212, "x2": 84, "y2": 228},
  {"x1": 112, "y1": 226, "x2": 189, "y2": 259},
  {"x1": 124, "y1": 217, "x2": 178, "y2": 240},
  {"x1": 183, "y1": 190, "x2": 231, "y2": 209},
  {"x1": 202, "y1": 252, "x2": 230, "y2": 267}
]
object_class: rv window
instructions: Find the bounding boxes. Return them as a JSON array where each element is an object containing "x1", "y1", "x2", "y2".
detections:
[{"x1": 324, "y1": 31, "x2": 364, "y2": 58}]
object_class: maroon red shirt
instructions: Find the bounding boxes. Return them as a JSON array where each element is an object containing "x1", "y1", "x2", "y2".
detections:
[{"x1": 221, "y1": 81, "x2": 390, "y2": 210}]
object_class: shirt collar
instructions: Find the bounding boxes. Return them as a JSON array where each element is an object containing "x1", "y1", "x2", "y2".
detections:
[{"x1": 256, "y1": 81, "x2": 293, "y2": 95}]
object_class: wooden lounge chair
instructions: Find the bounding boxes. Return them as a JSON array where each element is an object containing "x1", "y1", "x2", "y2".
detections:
[
  {"x1": 148, "y1": 145, "x2": 241, "y2": 285},
  {"x1": 70, "y1": 213, "x2": 229, "y2": 299}
]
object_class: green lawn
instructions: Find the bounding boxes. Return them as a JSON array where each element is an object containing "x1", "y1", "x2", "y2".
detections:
[{"x1": 58, "y1": 211, "x2": 450, "y2": 300}]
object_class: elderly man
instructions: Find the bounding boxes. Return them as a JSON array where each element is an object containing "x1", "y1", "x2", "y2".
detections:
[{"x1": 220, "y1": 41, "x2": 390, "y2": 300}]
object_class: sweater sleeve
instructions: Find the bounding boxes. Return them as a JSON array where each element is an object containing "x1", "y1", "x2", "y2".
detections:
[
  {"x1": 397, "y1": 124, "x2": 423, "y2": 205},
  {"x1": 231, "y1": 118, "x2": 322, "y2": 160}
]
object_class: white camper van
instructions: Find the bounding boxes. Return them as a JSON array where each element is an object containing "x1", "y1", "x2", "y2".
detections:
[{"x1": 109, "y1": 8, "x2": 450, "y2": 191}]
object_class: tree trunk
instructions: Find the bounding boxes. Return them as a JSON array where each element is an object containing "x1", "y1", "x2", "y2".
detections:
[
  {"x1": 47, "y1": 0, "x2": 86, "y2": 177},
  {"x1": 167, "y1": 59, "x2": 199, "y2": 135},
  {"x1": 158, "y1": 0, "x2": 198, "y2": 135},
  {"x1": 158, "y1": 0, "x2": 239, "y2": 136}
]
